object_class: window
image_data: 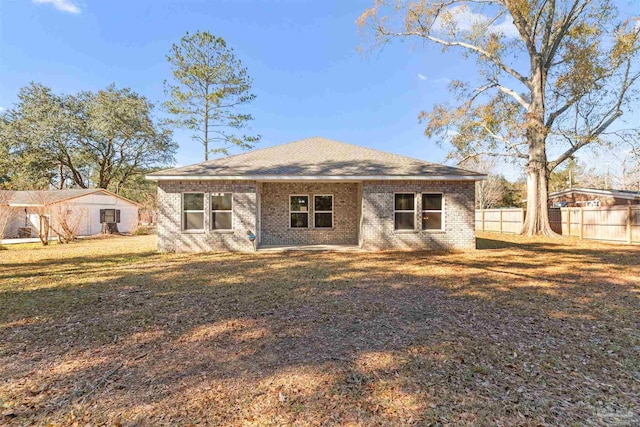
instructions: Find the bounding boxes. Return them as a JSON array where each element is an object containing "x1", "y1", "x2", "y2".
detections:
[
  {"x1": 290, "y1": 195, "x2": 309, "y2": 228},
  {"x1": 211, "y1": 192, "x2": 233, "y2": 230},
  {"x1": 183, "y1": 193, "x2": 205, "y2": 231},
  {"x1": 422, "y1": 193, "x2": 444, "y2": 230},
  {"x1": 100, "y1": 209, "x2": 121, "y2": 224},
  {"x1": 314, "y1": 195, "x2": 333, "y2": 228},
  {"x1": 394, "y1": 193, "x2": 415, "y2": 230}
]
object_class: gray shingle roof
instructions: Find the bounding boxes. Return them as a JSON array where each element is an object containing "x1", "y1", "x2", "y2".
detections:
[{"x1": 148, "y1": 137, "x2": 484, "y2": 179}]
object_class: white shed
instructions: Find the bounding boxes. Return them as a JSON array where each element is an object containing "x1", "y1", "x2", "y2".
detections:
[{"x1": 1, "y1": 189, "x2": 139, "y2": 239}]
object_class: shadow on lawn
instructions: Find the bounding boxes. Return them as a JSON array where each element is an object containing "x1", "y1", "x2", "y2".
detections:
[
  {"x1": 0, "y1": 251, "x2": 159, "y2": 280},
  {"x1": 478, "y1": 235, "x2": 640, "y2": 265},
  {"x1": 1, "y1": 243, "x2": 639, "y2": 425}
]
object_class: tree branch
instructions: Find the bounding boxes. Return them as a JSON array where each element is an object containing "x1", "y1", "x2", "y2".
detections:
[
  {"x1": 543, "y1": 0, "x2": 587, "y2": 69},
  {"x1": 380, "y1": 28, "x2": 530, "y2": 87},
  {"x1": 457, "y1": 150, "x2": 528, "y2": 164},
  {"x1": 496, "y1": 83, "x2": 530, "y2": 109},
  {"x1": 480, "y1": 124, "x2": 528, "y2": 158},
  {"x1": 548, "y1": 65, "x2": 640, "y2": 171}
]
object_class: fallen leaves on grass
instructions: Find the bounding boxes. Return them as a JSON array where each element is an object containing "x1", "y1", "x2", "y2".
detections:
[{"x1": 0, "y1": 233, "x2": 639, "y2": 425}]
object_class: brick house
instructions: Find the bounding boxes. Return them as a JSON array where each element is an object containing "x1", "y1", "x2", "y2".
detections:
[{"x1": 147, "y1": 137, "x2": 485, "y2": 252}]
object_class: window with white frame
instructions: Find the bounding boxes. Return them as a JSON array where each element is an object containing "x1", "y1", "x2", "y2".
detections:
[
  {"x1": 183, "y1": 193, "x2": 205, "y2": 231},
  {"x1": 290, "y1": 195, "x2": 309, "y2": 228},
  {"x1": 394, "y1": 193, "x2": 415, "y2": 230},
  {"x1": 422, "y1": 193, "x2": 444, "y2": 230},
  {"x1": 211, "y1": 192, "x2": 233, "y2": 230},
  {"x1": 314, "y1": 195, "x2": 333, "y2": 228}
]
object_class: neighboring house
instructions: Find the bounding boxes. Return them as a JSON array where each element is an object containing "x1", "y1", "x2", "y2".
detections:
[
  {"x1": 147, "y1": 137, "x2": 486, "y2": 252},
  {"x1": 549, "y1": 187, "x2": 640, "y2": 208},
  {"x1": 1, "y1": 189, "x2": 139, "y2": 239}
]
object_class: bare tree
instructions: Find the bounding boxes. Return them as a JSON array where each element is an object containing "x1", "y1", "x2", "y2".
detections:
[
  {"x1": 0, "y1": 191, "x2": 16, "y2": 249},
  {"x1": 49, "y1": 202, "x2": 86, "y2": 244},
  {"x1": 28, "y1": 191, "x2": 56, "y2": 246},
  {"x1": 460, "y1": 158, "x2": 506, "y2": 208},
  {"x1": 610, "y1": 137, "x2": 640, "y2": 191}
]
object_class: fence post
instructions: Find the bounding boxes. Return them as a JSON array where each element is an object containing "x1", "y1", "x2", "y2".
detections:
[
  {"x1": 481, "y1": 209, "x2": 485, "y2": 232},
  {"x1": 566, "y1": 208, "x2": 571, "y2": 236},
  {"x1": 628, "y1": 205, "x2": 633, "y2": 245},
  {"x1": 499, "y1": 209, "x2": 503, "y2": 233},
  {"x1": 579, "y1": 207, "x2": 584, "y2": 240}
]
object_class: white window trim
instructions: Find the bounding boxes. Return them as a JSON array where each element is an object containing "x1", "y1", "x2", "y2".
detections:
[
  {"x1": 182, "y1": 192, "x2": 206, "y2": 233},
  {"x1": 394, "y1": 192, "x2": 416, "y2": 231},
  {"x1": 211, "y1": 192, "x2": 233, "y2": 231},
  {"x1": 289, "y1": 194, "x2": 309, "y2": 229},
  {"x1": 313, "y1": 194, "x2": 334, "y2": 229},
  {"x1": 421, "y1": 192, "x2": 445, "y2": 232}
]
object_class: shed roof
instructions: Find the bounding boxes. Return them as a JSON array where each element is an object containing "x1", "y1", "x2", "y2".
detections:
[
  {"x1": 147, "y1": 137, "x2": 485, "y2": 181},
  {"x1": 549, "y1": 187, "x2": 640, "y2": 200},
  {"x1": 0, "y1": 189, "x2": 138, "y2": 207}
]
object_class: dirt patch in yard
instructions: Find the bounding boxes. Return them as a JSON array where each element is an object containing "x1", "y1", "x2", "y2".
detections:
[{"x1": 1, "y1": 233, "x2": 638, "y2": 426}]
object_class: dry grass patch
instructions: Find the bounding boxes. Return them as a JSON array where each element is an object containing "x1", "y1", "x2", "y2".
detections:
[{"x1": 1, "y1": 233, "x2": 639, "y2": 426}]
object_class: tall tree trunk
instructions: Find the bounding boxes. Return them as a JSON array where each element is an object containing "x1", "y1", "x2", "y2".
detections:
[
  {"x1": 522, "y1": 158, "x2": 555, "y2": 235},
  {"x1": 58, "y1": 163, "x2": 64, "y2": 189},
  {"x1": 522, "y1": 70, "x2": 556, "y2": 236},
  {"x1": 204, "y1": 95, "x2": 209, "y2": 161},
  {"x1": 38, "y1": 215, "x2": 50, "y2": 246}
]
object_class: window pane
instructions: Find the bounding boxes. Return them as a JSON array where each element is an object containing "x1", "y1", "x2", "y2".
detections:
[
  {"x1": 422, "y1": 212, "x2": 442, "y2": 230},
  {"x1": 104, "y1": 209, "x2": 115, "y2": 223},
  {"x1": 290, "y1": 196, "x2": 309, "y2": 212},
  {"x1": 395, "y1": 193, "x2": 414, "y2": 211},
  {"x1": 395, "y1": 212, "x2": 414, "y2": 230},
  {"x1": 314, "y1": 212, "x2": 333, "y2": 228},
  {"x1": 314, "y1": 195, "x2": 333, "y2": 211},
  {"x1": 183, "y1": 212, "x2": 204, "y2": 230},
  {"x1": 211, "y1": 193, "x2": 232, "y2": 211},
  {"x1": 290, "y1": 212, "x2": 308, "y2": 228},
  {"x1": 422, "y1": 194, "x2": 442, "y2": 210},
  {"x1": 212, "y1": 212, "x2": 232, "y2": 230},
  {"x1": 184, "y1": 193, "x2": 204, "y2": 211}
]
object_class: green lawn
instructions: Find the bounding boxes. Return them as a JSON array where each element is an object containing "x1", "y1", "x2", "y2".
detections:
[{"x1": 1, "y1": 233, "x2": 639, "y2": 426}]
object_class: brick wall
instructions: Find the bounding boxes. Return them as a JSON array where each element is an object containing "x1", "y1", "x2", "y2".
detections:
[
  {"x1": 259, "y1": 182, "x2": 359, "y2": 245},
  {"x1": 157, "y1": 179, "x2": 476, "y2": 252},
  {"x1": 157, "y1": 181, "x2": 257, "y2": 252},
  {"x1": 361, "y1": 180, "x2": 476, "y2": 250}
]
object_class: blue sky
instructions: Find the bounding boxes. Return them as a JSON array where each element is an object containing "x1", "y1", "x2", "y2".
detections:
[{"x1": 1, "y1": 0, "x2": 638, "y2": 181}]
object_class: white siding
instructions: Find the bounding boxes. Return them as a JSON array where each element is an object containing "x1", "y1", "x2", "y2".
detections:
[
  {"x1": 2, "y1": 192, "x2": 138, "y2": 238},
  {"x1": 4, "y1": 208, "x2": 34, "y2": 238},
  {"x1": 67, "y1": 195, "x2": 138, "y2": 235}
]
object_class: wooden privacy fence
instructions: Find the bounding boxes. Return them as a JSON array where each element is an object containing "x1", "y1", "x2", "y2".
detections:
[
  {"x1": 475, "y1": 208, "x2": 527, "y2": 234},
  {"x1": 475, "y1": 205, "x2": 640, "y2": 245}
]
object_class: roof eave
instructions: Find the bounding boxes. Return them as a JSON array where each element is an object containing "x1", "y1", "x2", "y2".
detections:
[
  {"x1": 7, "y1": 189, "x2": 140, "y2": 207},
  {"x1": 549, "y1": 188, "x2": 640, "y2": 200},
  {"x1": 146, "y1": 174, "x2": 487, "y2": 182}
]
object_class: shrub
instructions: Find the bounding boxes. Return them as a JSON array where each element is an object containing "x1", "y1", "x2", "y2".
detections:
[{"x1": 132, "y1": 225, "x2": 156, "y2": 235}]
